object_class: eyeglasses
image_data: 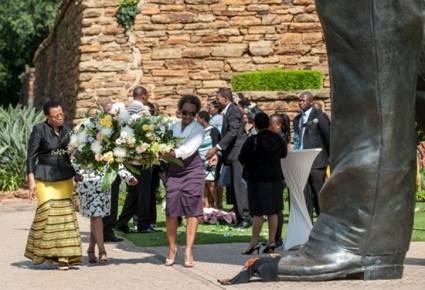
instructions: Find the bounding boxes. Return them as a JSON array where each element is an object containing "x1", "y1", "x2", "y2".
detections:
[
  {"x1": 49, "y1": 113, "x2": 65, "y2": 120},
  {"x1": 182, "y1": 110, "x2": 197, "y2": 117}
]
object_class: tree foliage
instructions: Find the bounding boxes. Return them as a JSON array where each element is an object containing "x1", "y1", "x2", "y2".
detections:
[{"x1": 0, "y1": 0, "x2": 60, "y2": 106}]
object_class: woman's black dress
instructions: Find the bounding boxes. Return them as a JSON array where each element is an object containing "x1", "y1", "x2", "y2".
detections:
[{"x1": 239, "y1": 130, "x2": 287, "y2": 216}]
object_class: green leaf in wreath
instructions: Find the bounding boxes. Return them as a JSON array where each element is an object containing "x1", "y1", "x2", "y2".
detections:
[
  {"x1": 101, "y1": 167, "x2": 118, "y2": 192},
  {"x1": 124, "y1": 162, "x2": 141, "y2": 175},
  {"x1": 164, "y1": 156, "x2": 184, "y2": 167}
]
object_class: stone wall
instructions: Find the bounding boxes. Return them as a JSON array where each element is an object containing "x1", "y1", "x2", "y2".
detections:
[
  {"x1": 32, "y1": 0, "x2": 84, "y2": 120},
  {"x1": 32, "y1": 0, "x2": 329, "y2": 122}
]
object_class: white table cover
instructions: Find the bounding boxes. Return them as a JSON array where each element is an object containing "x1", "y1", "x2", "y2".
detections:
[{"x1": 281, "y1": 148, "x2": 322, "y2": 250}]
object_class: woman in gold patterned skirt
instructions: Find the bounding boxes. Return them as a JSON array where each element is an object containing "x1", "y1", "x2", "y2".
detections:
[{"x1": 24, "y1": 100, "x2": 82, "y2": 270}]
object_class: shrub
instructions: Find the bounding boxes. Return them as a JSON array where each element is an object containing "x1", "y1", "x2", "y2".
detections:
[
  {"x1": 231, "y1": 68, "x2": 323, "y2": 92},
  {"x1": 417, "y1": 124, "x2": 424, "y2": 142},
  {"x1": 0, "y1": 105, "x2": 44, "y2": 192},
  {"x1": 417, "y1": 191, "x2": 425, "y2": 202},
  {"x1": 116, "y1": 0, "x2": 140, "y2": 31}
]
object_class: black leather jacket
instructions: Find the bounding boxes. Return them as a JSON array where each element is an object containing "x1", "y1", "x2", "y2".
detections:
[{"x1": 26, "y1": 121, "x2": 75, "y2": 182}]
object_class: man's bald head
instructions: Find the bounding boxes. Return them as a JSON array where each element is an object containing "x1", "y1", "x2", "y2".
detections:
[{"x1": 133, "y1": 86, "x2": 149, "y2": 104}]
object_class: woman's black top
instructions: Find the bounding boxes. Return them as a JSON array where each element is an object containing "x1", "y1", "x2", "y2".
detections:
[
  {"x1": 27, "y1": 121, "x2": 75, "y2": 182},
  {"x1": 239, "y1": 130, "x2": 287, "y2": 182}
]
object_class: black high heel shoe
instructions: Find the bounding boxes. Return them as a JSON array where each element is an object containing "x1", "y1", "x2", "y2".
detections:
[
  {"x1": 242, "y1": 244, "x2": 260, "y2": 255},
  {"x1": 262, "y1": 244, "x2": 276, "y2": 254}
]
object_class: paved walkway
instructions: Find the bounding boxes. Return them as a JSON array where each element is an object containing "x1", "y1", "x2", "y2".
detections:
[{"x1": 1, "y1": 199, "x2": 425, "y2": 290}]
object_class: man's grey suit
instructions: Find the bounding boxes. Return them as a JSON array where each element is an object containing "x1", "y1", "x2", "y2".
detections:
[{"x1": 218, "y1": 103, "x2": 250, "y2": 223}]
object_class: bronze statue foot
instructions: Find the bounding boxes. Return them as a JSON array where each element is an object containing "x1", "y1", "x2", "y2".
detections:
[{"x1": 276, "y1": 246, "x2": 404, "y2": 281}]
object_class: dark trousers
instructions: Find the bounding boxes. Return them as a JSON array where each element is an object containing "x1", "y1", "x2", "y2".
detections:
[
  {"x1": 231, "y1": 160, "x2": 251, "y2": 223},
  {"x1": 117, "y1": 168, "x2": 153, "y2": 230},
  {"x1": 149, "y1": 166, "x2": 161, "y2": 225},
  {"x1": 103, "y1": 176, "x2": 121, "y2": 237},
  {"x1": 304, "y1": 168, "x2": 326, "y2": 220}
]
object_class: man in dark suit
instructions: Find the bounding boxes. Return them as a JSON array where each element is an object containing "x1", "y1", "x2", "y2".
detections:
[
  {"x1": 116, "y1": 86, "x2": 155, "y2": 233},
  {"x1": 101, "y1": 102, "x2": 123, "y2": 242},
  {"x1": 207, "y1": 87, "x2": 251, "y2": 228},
  {"x1": 293, "y1": 91, "x2": 330, "y2": 220}
]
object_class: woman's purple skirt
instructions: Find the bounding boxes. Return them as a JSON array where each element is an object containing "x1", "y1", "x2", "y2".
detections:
[{"x1": 166, "y1": 154, "x2": 205, "y2": 218}]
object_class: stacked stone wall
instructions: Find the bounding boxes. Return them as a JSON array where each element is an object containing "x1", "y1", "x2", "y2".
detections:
[
  {"x1": 33, "y1": 0, "x2": 83, "y2": 120},
  {"x1": 32, "y1": 0, "x2": 329, "y2": 122}
]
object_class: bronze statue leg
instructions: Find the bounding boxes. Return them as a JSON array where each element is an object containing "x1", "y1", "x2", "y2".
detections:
[
  {"x1": 220, "y1": 0, "x2": 425, "y2": 284},
  {"x1": 275, "y1": 0, "x2": 423, "y2": 280}
]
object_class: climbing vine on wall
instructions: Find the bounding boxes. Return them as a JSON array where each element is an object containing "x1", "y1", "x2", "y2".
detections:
[{"x1": 116, "y1": 0, "x2": 139, "y2": 31}]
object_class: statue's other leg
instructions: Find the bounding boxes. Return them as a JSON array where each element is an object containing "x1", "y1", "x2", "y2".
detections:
[
  {"x1": 417, "y1": 48, "x2": 425, "y2": 129},
  {"x1": 277, "y1": 0, "x2": 423, "y2": 281},
  {"x1": 417, "y1": 89, "x2": 425, "y2": 130},
  {"x1": 417, "y1": 8, "x2": 425, "y2": 128}
]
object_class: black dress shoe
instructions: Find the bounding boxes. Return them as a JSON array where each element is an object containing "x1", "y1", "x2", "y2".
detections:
[
  {"x1": 104, "y1": 235, "x2": 124, "y2": 243},
  {"x1": 116, "y1": 226, "x2": 135, "y2": 234},
  {"x1": 137, "y1": 227, "x2": 154, "y2": 233}
]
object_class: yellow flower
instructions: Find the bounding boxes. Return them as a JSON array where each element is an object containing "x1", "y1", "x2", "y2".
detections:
[
  {"x1": 102, "y1": 151, "x2": 114, "y2": 164},
  {"x1": 100, "y1": 115, "x2": 113, "y2": 128},
  {"x1": 142, "y1": 124, "x2": 151, "y2": 131}
]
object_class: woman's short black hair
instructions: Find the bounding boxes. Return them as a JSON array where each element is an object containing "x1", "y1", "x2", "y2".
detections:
[
  {"x1": 198, "y1": 110, "x2": 210, "y2": 123},
  {"x1": 43, "y1": 99, "x2": 62, "y2": 115},
  {"x1": 178, "y1": 95, "x2": 201, "y2": 113},
  {"x1": 254, "y1": 112, "x2": 270, "y2": 130}
]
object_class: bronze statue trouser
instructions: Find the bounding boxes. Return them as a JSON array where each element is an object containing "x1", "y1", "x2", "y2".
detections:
[
  {"x1": 220, "y1": 0, "x2": 425, "y2": 284},
  {"x1": 274, "y1": 0, "x2": 424, "y2": 281}
]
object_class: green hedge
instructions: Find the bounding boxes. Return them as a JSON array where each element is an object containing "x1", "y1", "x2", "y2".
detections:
[{"x1": 231, "y1": 68, "x2": 323, "y2": 91}]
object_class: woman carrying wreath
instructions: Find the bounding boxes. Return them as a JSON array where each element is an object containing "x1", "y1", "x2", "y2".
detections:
[
  {"x1": 162, "y1": 95, "x2": 205, "y2": 268},
  {"x1": 24, "y1": 100, "x2": 82, "y2": 270}
]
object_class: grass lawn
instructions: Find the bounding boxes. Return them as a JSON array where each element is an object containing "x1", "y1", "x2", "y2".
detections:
[
  {"x1": 412, "y1": 202, "x2": 425, "y2": 241},
  {"x1": 116, "y1": 187, "x2": 425, "y2": 247}
]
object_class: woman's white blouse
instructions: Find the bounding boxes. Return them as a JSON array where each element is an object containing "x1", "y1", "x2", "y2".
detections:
[{"x1": 172, "y1": 120, "x2": 205, "y2": 160}]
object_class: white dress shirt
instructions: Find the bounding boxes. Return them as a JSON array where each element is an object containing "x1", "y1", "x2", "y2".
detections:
[
  {"x1": 216, "y1": 103, "x2": 231, "y2": 150},
  {"x1": 299, "y1": 107, "x2": 313, "y2": 150},
  {"x1": 221, "y1": 103, "x2": 231, "y2": 116},
  {"x1": 172, "y1": 120, "x2": 205, "y2": 160}
]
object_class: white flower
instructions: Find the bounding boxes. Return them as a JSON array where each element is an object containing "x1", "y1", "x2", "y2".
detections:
[
  {"x1": 83, "y1": 118, "x2": 96, "y2": 128},
  {"x1": 111, "y1": 102, "x2": 126, "y2": 114},
  {"x1": 113, "y1": 147, "x2": 127, "y2": 158},
  {"x1": 115, "y1": 157, "x2": 124, "y2": 163},
  {"x1": 159, "y1": 144, "x2": 172, "y2": 153},
  {"x1": 142, "y1": 106, "x2": 151, "y2": 116},
  {"x1": 78, "y1": 131, "x2": 87, "y2": 143},
  {"x1": 120, "y1": 126, "x2": 135, "y2": 139},
  {"x1": 100, "y1": 127, "x2": 113, "y2": 137},
  {"x1": 118, "y1": 110, "x2": 131, "y2": 125},
  {"x1": 69, "y1": 134, "x2": 80, "y2": 149},
  {"x1": 129, "y1": 114, "x2": 141, "y2": 124},
  {"x1": 115, "y1": 138, "x2": 123, "y2": 145},
  {"x1": 78, "y1": 143, "x2": 85, "y2": 151},
  {"x1": 128, "y1": 137, "x2": 136, "y2": 146},
  {"x1": 90, "y1": 140, "x2": 103, "y2": 154}
]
